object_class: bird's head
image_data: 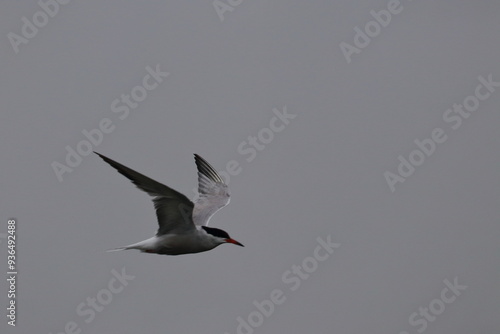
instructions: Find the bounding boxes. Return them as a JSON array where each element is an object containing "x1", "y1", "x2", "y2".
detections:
[{"x1": 201, "y1": 226, "x2": 244, "y2": 247}]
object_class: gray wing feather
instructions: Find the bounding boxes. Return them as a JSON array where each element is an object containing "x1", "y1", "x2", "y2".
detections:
[
  {"x1": 193, "y1": 154, "x2": 230, "y2": 226},
  {"x1": 94, "y1": 152, "x2": 195, "y2": 235}
]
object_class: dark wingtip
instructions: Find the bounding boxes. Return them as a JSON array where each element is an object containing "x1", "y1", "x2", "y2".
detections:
[{"x1": 193, "y1": 154, "x2": 225, "y2": 184}]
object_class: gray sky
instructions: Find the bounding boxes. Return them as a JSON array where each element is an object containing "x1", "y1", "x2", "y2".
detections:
[{"x1": 1, "y1": 1, "x2": 499, "y2": 333}]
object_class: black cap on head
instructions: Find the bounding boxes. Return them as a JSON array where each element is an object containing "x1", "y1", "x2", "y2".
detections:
[{"x1": 201, "y1": 226, "x2": 230, "y2": 239}]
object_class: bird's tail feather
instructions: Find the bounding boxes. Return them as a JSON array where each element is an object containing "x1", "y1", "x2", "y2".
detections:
[
  {"x1": 106, "y1": 247, "x2": 128, "y2": 252},
  {"x1": 106, "y1": 238, "x2": 155, "y2": 253}
]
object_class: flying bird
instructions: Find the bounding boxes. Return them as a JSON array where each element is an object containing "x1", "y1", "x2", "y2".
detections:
[{"x1": 94, "y1": 152, "x2": 243, "y2": 255}]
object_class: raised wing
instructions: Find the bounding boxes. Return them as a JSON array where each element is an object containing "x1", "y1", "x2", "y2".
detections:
[
  {"x1": 193, "y1": 154, "x2": 230, "y2": 226},
  {"x1": 94, "y1": 152, "x2": 195, "y2": 235}
]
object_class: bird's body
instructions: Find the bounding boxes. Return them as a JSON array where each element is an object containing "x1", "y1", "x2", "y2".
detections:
[{"x1": 95, "y1": 152, "x2": 243, "y2": 255}]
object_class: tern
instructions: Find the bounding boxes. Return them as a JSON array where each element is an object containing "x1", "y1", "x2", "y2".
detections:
[{"x1": 94, "y1": 152, "x2": 244, "y2": 255}]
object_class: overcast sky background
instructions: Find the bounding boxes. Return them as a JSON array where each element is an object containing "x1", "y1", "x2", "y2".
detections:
[{"x1": 0, "y1": 1, "x2": 499, "y2": 333}]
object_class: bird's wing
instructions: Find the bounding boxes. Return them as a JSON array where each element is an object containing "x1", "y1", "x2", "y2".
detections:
[
  {"x1": 94, "y1": 152, "x2": 195, "y2": 235},
  {"x1": 193, "y1": 154, "x2": 230, "y2": 226}
]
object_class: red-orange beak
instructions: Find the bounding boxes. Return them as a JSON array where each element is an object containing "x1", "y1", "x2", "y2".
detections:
[{"x1": 225, "y1": 238, "x2": 244, "y2": 247}]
